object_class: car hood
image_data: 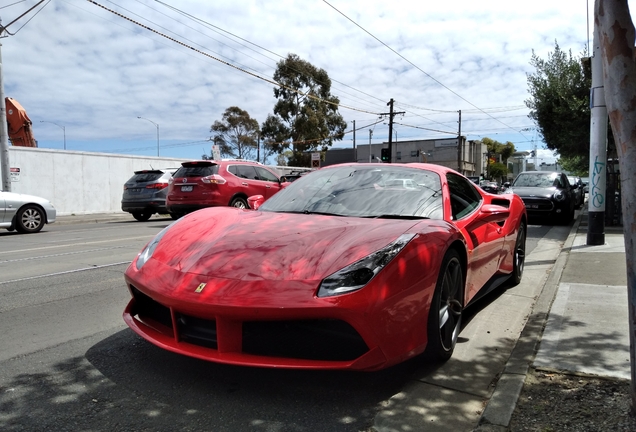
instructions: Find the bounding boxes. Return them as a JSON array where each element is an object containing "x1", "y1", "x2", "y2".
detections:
[
  {"x1": 4, "y1": 191, "x2": 53, "y2": 205},
  {"x1": 149, "y1": 207, "x2": 438, "y2": 281},
  {"x1": 509, "y1": 186, "x2": 556, "y2": 198}
]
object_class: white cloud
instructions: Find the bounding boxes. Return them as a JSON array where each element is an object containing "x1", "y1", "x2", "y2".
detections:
[{"x1": 0, "y1": 0, "x2": 620, "y2": 160}]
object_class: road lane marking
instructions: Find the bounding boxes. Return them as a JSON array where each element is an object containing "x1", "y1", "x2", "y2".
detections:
[
  {"x1": 0, "y1": 246, "x2": 133, "y2": 263},
  {"x1": 0, "y1": 236, "x2": 152, "y2": 256},
  {"x1": 0, "y1": 261, "x2": 132, "y2": 285}
]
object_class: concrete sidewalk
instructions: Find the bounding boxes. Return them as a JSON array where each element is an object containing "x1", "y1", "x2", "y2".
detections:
[
  {"x1": 477, "y1": 211, "x2": 629, "y2": 430},
  {"x1": 533, "y1": 225, "x2": 629, "y2": 379}
]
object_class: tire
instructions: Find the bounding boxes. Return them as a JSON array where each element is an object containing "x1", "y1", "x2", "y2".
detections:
[
  {"x1": 230, "y1": 197, "x2": 248, "y2": 209},
  {"x1": 425, "y1": 249, "x2": 464, "y2": 362},
  {"x1": 561, "y1": 205, "x2": 574, "y2": 225},
  {"x1": 15, "y1": 205, "x2": 45, "y2": 233},
  {"x1": 132, "y1": 212, "x2": 152, "y2": 221},
  {"x1": 169, "y1": 212, "x2": 181, "y2": 220},
  {"x1": 509, "y1": 222, "x2": 526, "y2": 286}
]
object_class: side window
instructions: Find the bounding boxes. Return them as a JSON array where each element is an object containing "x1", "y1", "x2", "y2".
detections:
[
  {"x1": 228, "y1": 165, "x2": 238, "y2": 176},
  {"x1": 447, "y1": 173, "x2": 482, "y2": 220},
  {"x1": 255, "y1": 167, "x2": 279, "y2": 182},
  {"x1": 236, "y1": 165, "x2": 258, "y2": 180}
]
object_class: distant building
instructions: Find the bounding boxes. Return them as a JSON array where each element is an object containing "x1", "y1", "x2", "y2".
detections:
[
  {"x1": 324, "y1": 137, "x2": 487, "y2": 177},
  {"x1": 323, "y1": 148, "x2": 355, "y2": 166}
]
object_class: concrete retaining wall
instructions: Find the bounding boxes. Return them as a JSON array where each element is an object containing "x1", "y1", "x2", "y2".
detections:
[
  {"x1": 7, "y1": 147, "x2": 191, "y2": 216},
  {"x1": 5, "y1": 147, "x2": 309, "y2": 216}
]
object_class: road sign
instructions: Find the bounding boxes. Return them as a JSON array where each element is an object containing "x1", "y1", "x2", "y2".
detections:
[
  {"x1": 311, "y1": 152, "x2": 320, "y2": 168},
  {"x1": 10, "y1": 167, "x2": 20, "y2": 182}
]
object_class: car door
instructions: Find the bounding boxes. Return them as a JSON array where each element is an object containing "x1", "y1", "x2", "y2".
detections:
[
  {"x1": 234, "y1": 165, "x2": 270, "y2": 198},
  {"x1": 255, "y1": 166, "x2": 283, "y2": 199},
  {"x1": 445, "y1": 173, "x2": 507, "y2": 300}
]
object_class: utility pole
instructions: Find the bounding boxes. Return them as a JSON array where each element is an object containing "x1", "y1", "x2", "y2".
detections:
[
  {"x1": 352, "y1": 120, "x2": 356, "y2": 162},
  {"x1": 457, "y1": 110, "x2": 462, "y2": 174},
  {"x1": 0, "y1": 33, "x2": 10, "y2": 192},
  {"x1": 382, "y1": 99, "x2": 405, "y2": 163},
  {"x1": 587, "y1": 23, "x2": 608, "y2": 246},
  {"x1": 368, "y1": 129, "x2": 373, "y2": 162},
  {"x1": 0, "y1": 1, "x2": 47, "y2": 192}
]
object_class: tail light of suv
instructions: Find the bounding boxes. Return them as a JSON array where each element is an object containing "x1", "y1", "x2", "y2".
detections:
[
  {"x1": 145, "y1": 183, "x2": 169, "y2": 190},
  {"x1": 201, "y1": 174, "x2": 227, "y2": 184}
]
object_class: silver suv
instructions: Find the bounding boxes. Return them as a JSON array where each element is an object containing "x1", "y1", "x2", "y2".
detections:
[{"x1": 121, "y1": 168, "x2": 177, "y2": 221}]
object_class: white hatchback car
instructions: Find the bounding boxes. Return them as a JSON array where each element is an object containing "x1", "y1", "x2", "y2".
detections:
[{"x1": 0, "y1": 191, "x2": 56, "y2": 233}]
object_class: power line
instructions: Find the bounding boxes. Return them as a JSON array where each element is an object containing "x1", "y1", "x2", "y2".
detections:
[
  {"x1": 87, "y1": 0, "x2": 384, "y2": 117},
  {"x1": 149, "y1": 0, "x2": 389, "y2": 113},
  {"x1": 322, "y1": 0, "x2": 532, "y2": 142}
]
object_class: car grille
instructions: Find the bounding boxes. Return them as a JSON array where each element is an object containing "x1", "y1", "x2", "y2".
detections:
[
  {"x1": 242, "y1": 320, "x2": 368, "y2": 361},
  {"x1": 129, "y1": 286, "x2": 369, "y2": 361},
  {"x1": 520, "y1": 197, "x2": 554, "y2": 212}
]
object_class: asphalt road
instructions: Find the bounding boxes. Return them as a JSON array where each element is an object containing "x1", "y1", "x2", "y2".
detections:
[{"x1": 0, "y1": 217, "x2": 560, "y2": 432}]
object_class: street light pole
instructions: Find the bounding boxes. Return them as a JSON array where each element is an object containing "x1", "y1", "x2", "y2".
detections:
[
  {"x1": 40, "y1": 121, "x2": 66, "y2": 150},
  {"x1": 137, "y1": 116, "x2": 159, "y2": 156}
]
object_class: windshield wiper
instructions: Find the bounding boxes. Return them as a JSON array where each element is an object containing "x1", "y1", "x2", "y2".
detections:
[
  {"x1": 301, "y1": 210, "x2": 345, "y2": 217},
  {"x1": 364, "y1": 214, "x2": 429, "y2": 220}
]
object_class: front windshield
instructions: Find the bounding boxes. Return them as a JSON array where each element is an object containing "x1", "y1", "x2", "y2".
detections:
[
  {"x1": 259, "y1": 165, "x2": 443, "y2": 219},
  {"x1": 513, "y1": 172, "x2": 559, "y2": 188}
]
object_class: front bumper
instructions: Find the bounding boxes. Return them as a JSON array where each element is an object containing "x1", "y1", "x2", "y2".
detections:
[{"x1": 123, "y1": 286, "x2": 388, "y2": 370}]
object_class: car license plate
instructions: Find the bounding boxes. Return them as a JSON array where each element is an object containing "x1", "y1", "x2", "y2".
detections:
[
  {"x1": 526, "y1": 204, "x2": 539, "y2": 209},
  {"x1": 130, "y1": 188, "x2": 142, "y2": 193},
  {"x1": 181, "y1": 185, "x2": 193, "y2": 192}
]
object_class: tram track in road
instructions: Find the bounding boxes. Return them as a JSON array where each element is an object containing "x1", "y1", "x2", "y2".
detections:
[
  {"x1": 0, "y1": 235, "x2": 153, "y2": 257},
  {"x1": 0, "y1": 261, "x2": 132, "y2": 286},
  {"x1": 0, "y1": 246, "x2": 133, "y2": 264}
]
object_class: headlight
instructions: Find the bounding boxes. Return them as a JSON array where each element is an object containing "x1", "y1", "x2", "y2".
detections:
[
  {"x1": 317, "y1": 233, "x2": 415, "y2": 298},
  {"x1": 553, "y1": 190, "x2": 565, "y2": 202},
  {"x1": 136, "y1": 224, "x2": 173, "y2": 270}
]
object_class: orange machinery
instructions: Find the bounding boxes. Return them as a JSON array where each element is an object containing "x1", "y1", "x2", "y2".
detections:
[{"x1": 5, "y1": 97, "x2": 37, "y2": 147}]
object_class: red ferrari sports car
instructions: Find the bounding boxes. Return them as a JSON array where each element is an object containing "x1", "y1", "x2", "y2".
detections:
[{"x1": 123, "y1": 163, "x2": 527, "y2": 371}]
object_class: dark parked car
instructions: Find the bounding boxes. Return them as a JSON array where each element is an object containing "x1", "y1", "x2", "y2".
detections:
[
  {"x1": 505, "y1": 171, "x2": 575, "y2": 224},
  {"x1": 122, "y1": 168, "x2": 177, "y2": 221},
  {"x1": 479, "y1": 181, "x2": 501, "y2": 194},
  {"x1": 280, "y1": 170, "x2": 311, "y2": 182},
  {"x1": 580, "y1": 176, "x2": 590, "y2": 194},
  {"x1": 567, "y1": 175, "x2": 585, "y2": 208},
  {"x1": 166, "y1": 160, "x2": 287, "y2": 217}
]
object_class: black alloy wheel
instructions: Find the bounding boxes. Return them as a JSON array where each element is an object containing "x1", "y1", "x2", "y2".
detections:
[
  {"x1": 425, "y1": 249, "x2": 464, "y2": 361},
  {"x1": 510, "y1": 222, "x2": 526, "y2": 286}
]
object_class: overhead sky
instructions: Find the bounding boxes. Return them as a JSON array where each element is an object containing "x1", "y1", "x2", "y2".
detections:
[{"x1": 1, "y1": 0, "x2": 620, "y2": 165}]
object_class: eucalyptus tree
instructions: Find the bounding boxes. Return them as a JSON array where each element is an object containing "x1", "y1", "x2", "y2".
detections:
[
  {"x1": 261, "y1": 53, "x2": 347, "y2": 166},
  {"x1": 210, "y1": 106, "x2": 259, "y2": 160}
]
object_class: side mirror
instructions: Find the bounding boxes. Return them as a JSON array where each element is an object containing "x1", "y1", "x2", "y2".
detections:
[
  {"x1": 247, "y1": 195, "x2": 265, "y2": 210},
  {"x1": 503, "y1": 182, "x2": 511, "y2": 188}
]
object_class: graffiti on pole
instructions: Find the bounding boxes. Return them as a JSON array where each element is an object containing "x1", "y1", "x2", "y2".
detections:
[{"x1": 591, "y1": 156, "x2": 606, "y2": 209}]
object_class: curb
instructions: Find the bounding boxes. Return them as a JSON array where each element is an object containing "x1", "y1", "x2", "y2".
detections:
[
  {"x1": 474, "y1": 213, "x2": 582, "y2": 430},
  {"x1": 54, "y1": 213, "x2": 171, "y2": 225}
]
